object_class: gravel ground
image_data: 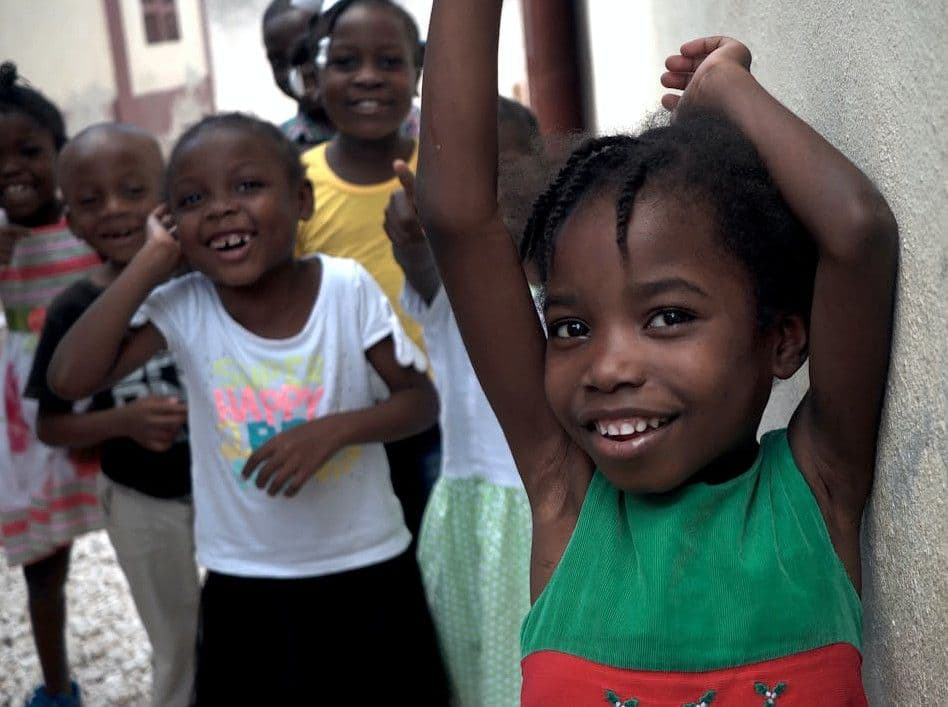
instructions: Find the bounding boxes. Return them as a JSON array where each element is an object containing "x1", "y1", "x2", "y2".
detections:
[{"x1": 0, "y1": 531, "x2": 151, "y2": 706}]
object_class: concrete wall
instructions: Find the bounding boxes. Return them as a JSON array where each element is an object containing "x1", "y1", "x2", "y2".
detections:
[
  {"x1": 0, "y1": 1, "x2": 117, "y2": 132},
  {"x1": 584, "y1": 1, "x2": 948, "y2": 703}
]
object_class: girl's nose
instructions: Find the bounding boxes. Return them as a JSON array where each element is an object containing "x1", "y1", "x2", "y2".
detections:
[
  {"x1": 205, "y1": 196, "x2": 237, "y2": 220},
  {"x1": 584, "y1": 331, "x2": 647, "y2": 393},
  {"x1": 353, "y1": 64, "x2": 383, "y2": 87}
]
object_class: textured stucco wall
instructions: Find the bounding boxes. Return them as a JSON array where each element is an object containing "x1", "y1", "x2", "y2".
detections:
[
  {"x1": 0, "y1": 1, "x2": 117, "y2": 132},
  {"x1": 585, "y1": 1, "x2": 947, "y2": 703}
]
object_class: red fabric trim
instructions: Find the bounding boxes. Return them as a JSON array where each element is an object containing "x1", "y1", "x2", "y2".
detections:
[{"x1": 522, "y1": 643, "x2": 867, "y2": 706}]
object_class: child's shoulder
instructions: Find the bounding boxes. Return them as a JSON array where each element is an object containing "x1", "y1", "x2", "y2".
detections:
[{"x1": 46, "y1": 277, "x2": 103, "y2": 322}]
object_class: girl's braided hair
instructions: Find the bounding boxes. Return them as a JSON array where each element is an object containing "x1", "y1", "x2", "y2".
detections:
[
  {"x1": 521, "y1": 110, "x2": 817, "y2": 327},
  {"x1": 0, "y1": 62, "x2": 67, "y2": 150}
]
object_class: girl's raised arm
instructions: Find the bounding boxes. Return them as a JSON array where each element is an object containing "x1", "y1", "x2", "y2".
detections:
[
  {"x1": 663, "y1": 37, "x2": 898, "y2": 522},
  {"x1": 417, "y1": 0, "x2": 590, "y2": 509},
  {"x1": 47, "y1": 208, "x2": 178, "y2": 400}
]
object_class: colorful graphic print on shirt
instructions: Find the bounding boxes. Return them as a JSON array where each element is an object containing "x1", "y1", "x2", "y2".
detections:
[{"x1": 211, "y1": 353, "x2": 361, "y2": 489}]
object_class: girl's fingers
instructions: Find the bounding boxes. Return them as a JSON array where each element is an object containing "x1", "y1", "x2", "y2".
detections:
[
  {"x1": 282, "y1": 472, "x2": 307, "y2": 497},
  {"x1": 665, "y1": 54, "x2": 704, "y2": 73},
  {"x1": 266, "y1": 464, "x2": 294, "y2": 496},
  {"x1": 680, "y1": 36, "x2": 724, "y2": 57},
  {"x1": 242, "y1": 445, "x2": 271, "y2": 480},
  {"x1": 661, "y1": 94, "x2": 681, "y2": 111},
  {"x1": 660, "y1": 71, "x2": 692, "y2": 90},
  {"x1": 393, "y1": 159, "x2": 416, "y2": 198}
]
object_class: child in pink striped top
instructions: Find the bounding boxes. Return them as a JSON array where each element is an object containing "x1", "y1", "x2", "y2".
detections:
[{"x1": 0, "y1": 61, "x2": 101, "y2": 707}]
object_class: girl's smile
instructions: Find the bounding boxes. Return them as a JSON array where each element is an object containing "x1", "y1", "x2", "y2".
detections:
[
  {"x1": 544, "y1": 190, "x2": 781, "y2": 493},
  {"x1": 0, "y1": 112, "x2": 58, "y2": 226}
]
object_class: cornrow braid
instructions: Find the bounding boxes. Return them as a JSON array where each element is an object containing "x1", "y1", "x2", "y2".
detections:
[
  {"x1": 520, "y1": 109, "x2": 817, "y2": 327},
  {"x1": 521, "y1": 135, "x2": 637, "y2": 272}
]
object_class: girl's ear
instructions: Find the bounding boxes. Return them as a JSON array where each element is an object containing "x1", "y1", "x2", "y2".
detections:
[
  {"x1": 770, "y1": 313, "x2": 808, "y2": 380},
  {"x1": 297, "y1": 178, "x2": 315, "y2": 220}
]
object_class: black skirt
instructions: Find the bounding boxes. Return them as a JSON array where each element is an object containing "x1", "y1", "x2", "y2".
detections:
[{"x1": 192, "y1": 549, "x2": 450, "y2": 705}]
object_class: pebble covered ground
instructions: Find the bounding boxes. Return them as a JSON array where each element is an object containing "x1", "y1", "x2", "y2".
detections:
[{"x1": 0, "y1": 531, "x2": 151, "y2": 706}]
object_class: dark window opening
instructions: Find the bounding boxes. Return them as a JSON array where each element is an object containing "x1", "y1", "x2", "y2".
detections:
[{"x1": 142, "y1": 0, "x2": 180, "y2": 44}]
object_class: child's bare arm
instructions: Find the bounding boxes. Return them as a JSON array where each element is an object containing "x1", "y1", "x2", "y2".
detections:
[
  {"x1": 417, "y1": 0, "x2": 588, "y2": 506},
  {"x1": 37, "y1": 397, "x2": 187, "y2": 453},
  {"x1": 241, "y1": 336, "x2": 438, "y2": 497},
  {"x1": 48, "y1": 207, "x2": 180, "y2": 400},
  {"x1": 663, "y1": 38, "x2": 898, "y2": 515}
]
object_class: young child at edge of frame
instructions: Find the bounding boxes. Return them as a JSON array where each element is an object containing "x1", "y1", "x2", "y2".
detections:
[
  {"x1": 25, "y1": 123, "x2": 199, "y2": 707},
  {"x1": 0, "y1": 60, "x2": 102, "y2": 707},
  {"x1": 416, "y1": 2, "x2": 898, "y2": 705},
  {"x1": 46, "y1": 113, "x2": 449, "y2": 705}
]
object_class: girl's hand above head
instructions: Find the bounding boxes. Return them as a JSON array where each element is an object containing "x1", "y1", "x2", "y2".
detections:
[{"x1": 661, "y1": 36, "x2": 752, "y2": 112}]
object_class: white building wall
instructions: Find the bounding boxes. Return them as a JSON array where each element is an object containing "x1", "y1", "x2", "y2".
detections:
[
  {"x1": 121, "y1": 0, "x2": 209, "y2": 95},
  {"x1": 0, "y1": 0, "x2": 117, "y2": 132},
  {"x1": 206, "y1": 0, "x2": 526, "y2": 125},
  {"x1": 585, "y1": 1, "x2": 948, "y2": 703}
]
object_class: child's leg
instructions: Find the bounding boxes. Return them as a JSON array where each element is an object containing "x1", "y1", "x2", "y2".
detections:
[
  {"x1": 99, "y1": 476, "x2": 200, "y2": 707},
  {"x1": 22, "y1": 544, "x2": 72, "y2": 695}
]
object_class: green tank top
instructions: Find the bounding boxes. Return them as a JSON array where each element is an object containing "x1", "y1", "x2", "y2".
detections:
[{"x1": 521, "y1": 429, "x2": 862, "y2": 671}]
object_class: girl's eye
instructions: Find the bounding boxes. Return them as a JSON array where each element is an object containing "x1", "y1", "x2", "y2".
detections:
[
  {"x1": 647, "y1": 309, "x2": 694, "y2": 329},
  {"x1": 76, "y1": 195, "x2": 98, "y2": 207},
  {"x1": 21, "y1": 145, "x2": 42, "y2": 158},
  {"x1": 328, "y1": 55, "x2": 357, "y2": 70},
  {"x1": 176, "y1": 192, "x2": 203, "y2": 209},
  {"x1": 378, "y1": 55, "x2": 404, "y2": 69},
  {"x1": 125, "y1": 185, "x2": 146, "y2": 197},
  {"x1": 236, "y1": 179, "x2": 263, "y2": 193},
  {"x1": 550, "y1": 319, "x2": 590, "y2": 339}
]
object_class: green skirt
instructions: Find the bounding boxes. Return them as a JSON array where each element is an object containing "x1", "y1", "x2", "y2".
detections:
[{"x1": 417, "y1": 476, "x2": 532, "y2": 707}]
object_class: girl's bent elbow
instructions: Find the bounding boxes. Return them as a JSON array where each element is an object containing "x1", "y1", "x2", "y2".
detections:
[
  {"x1": 831, "y1": 190, "x2": 899, "y2": 262},
  {"x1": 47, "y1": 370, "x2": 86, "y2": 402}
]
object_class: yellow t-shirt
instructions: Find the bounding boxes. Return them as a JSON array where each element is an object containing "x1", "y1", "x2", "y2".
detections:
[{"x1": 296, "y1": 142, "x2": 425, "y2": 353}]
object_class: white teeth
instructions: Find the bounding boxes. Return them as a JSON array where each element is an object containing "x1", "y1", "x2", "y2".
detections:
[
  {"x1": 210, "y1": 233, "x2": 251, "y2": 250},
  {"x1": 596, "y1": 416, "x2": 669, "y2": 438}
]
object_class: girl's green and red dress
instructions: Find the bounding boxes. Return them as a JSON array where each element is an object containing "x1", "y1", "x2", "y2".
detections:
[
  {"x1": 520, "y1": 430, "x2": 867, "y2": 706},
  {"x1": 0, "y1": 220, "x2": 102, "y2": 566}
]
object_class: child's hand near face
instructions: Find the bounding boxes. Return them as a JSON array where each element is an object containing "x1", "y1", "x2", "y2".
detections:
[
  {"x1": 115, "y1": 395, "x2": 188, "y2": 452},
  {"x1": 140, "y1": 204, "x2": 185, "y2": 279},
  {"x1": 384, "y1": 160, "x2": 442, "y2": 304},
  {"x1": 660, "y1": 36, "x2": 753, "y2": 112}
]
